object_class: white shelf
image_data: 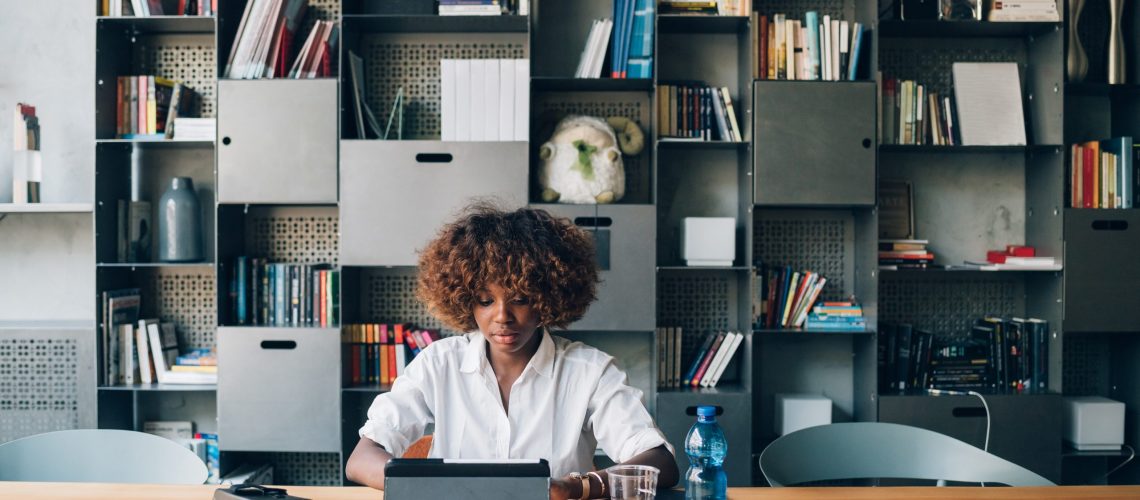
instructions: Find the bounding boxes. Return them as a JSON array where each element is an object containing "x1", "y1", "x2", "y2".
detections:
[
  {"x1": 0, "y1": 320, "x2": 94, "y2": 330},
  {"x1": 0, "y1": 203, "x2": 94, "y2": 214}
]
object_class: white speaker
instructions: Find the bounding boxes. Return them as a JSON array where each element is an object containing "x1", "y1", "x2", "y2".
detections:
[
  {"x1": 680, "y1": 217, "x2": 735, "y2": 267},
  {"x1": 1064, "y1": 396, "x2": 1125, "y2": 451},
  {"x1": 775, "y1": 393, "x2": 832, "y2": 436}
]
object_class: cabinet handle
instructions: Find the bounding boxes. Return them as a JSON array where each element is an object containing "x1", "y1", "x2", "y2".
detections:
[
  {"x1": 1091, "y1": 220, "x2": 1128, "y2": 231},
  {"x1": 574, "y1": 217, "x2": 613, "y2": 228},
  {"x1": 862, "y1": 138, "x2": 872, "y2": 149},
  {"x1": 222, "y1": 136, "x2": 232, "y2": 146},
  {"x1": 415, "y1": 153, "x2": 453, "y2": 163},
  {"x1": 951, "y1": 406, "x2": 987, "y2": 418},
  {"x1": 260, "y1": 340, "x2": 297, "y2": 350}
]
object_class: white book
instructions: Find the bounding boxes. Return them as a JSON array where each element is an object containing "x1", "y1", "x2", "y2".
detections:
[
  {"x1": 484, "y1": 59, "x2": 501, "y2": 141},
  {"x1": 820, "y1": 18, "x2": 831, "y2": 81},
  {"x1": 137, "y1": 319, "x2": 157, "y2": 384},
  {"x1": 514, "y1": 59, "x2": 530, "y2": 141},
  {"x1": 785, "y1": 19, "x2": 796, "y2": 81},
  {"x1": 592, "y1": 19, "x2": 613, "y2": 78},
  {"x1": 120, "y1": 324, "x2": 136, "y2": 385},
  {"x1": 236, "y1": 0, "x2": 274, "y2": 78},
  {"x1": 288, "y1": 16, "x2": 320, "y2": 78},
  {"x1": 499, "y1": 59, "x2": 516, "y2": 142},
  {"x1": 225, "y1": 0, "x2": 258, "y2": 76},
  {"x1": 249, "y1": 0, "x2": 284, "y2": 78},
  {"x1": 952, "y1": 62, "x2": 1027, "y2": 145},
  {"x1": 706, "y1": 333, "x2": 744, "y2": 388},
  {"x1": 144, "y1": 420, "x2": 194, "y2": 441},
  {"x1": 839, "y1": 21, "x2": 849, "y2": 80},
  {"x1": 700, "y1": 332, "x2": 738, "y2": 387},
  {"x1": 576, "y1": 20, "x2": 600, "y2": 78},
  {"x1": 455, "y1": 60, "x2": 472, "y2": 141},
  {"x1": 470, "y1": 59, "x2": 486, "y2": 141},
  {"x1": 440, "y1": 59, "x2": 456, "y2": 141}
]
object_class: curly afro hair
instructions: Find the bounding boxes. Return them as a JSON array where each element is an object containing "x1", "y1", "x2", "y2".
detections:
[{"x1": 416, "y1": 202, "x2": 600, "y2": 332}]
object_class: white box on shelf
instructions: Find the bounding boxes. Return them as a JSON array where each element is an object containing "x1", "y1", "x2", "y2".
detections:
[
  {"x1": 775, "y1": 393, "x2": 832, "y2": 436},
  {"x1": 681, "y1": 217, "x2": 735, "y2": 266},
  {"x1": 1064, "y1": 396, "x2": 1125, "y2": 451}
]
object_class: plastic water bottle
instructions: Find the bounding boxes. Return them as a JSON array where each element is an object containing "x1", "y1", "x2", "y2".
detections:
[{"x1": 684, "y1": 405, "x2": 727, "y2": 500}]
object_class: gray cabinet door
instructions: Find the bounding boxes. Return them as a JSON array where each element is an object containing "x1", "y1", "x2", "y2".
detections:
[
  {"x1": 217, "y1": 80, "x2": 338, "y2": 203},
  {"x1": 217, "y1": 327, "x2": 340, "y2": 452},
  {"x1": 754, "y1": 81, "x2": 876, "y2": 206},
  {"x1": 340, "y1": 141, "x2": 528, "y2": 266},
  {"x1": 531, "y1": 204, "x2": 656, "y2": 331},
  {"x1": 1064, "y1": 210, "x2": 1140, "y2": 332}
]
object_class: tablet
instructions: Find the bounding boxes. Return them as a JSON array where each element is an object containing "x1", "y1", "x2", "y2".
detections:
[{"x1": 384, "y1": 458, "x2": 550, "y2": 500}]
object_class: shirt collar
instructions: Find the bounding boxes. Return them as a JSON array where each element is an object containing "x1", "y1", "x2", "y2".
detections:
[{"x1": 459, "y1": 329, "x2": 555, "y2": 379}]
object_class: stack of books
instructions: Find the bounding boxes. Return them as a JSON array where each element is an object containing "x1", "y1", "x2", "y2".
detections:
[
  {"x1": 116, "y1": 76, "x2": 200, "y2": 140},
  {"x1": 574, "y1": 0, "x2": 655, "y2": 79},
  {"x1": 1070, "y1": 137, "x2": 1135, "y2": 209},
  {"x1": 230, "y1": 257, "x2": 340, "y2": 327},
  {"x1": 879, "y1": 239, "x2": 934, "y2": 270},
  {"x1": 102, "y1": 0, "x2": 216, "y2": 16},
  {"x1": 341, "y1": 324, "x2": 440, "y2": 386},
  {"x1": 804, "y1": 302, "x2": 866, "y2": 331},
  {"x1": 171, "y1": 118, "x2": 215, "y2": 140},
  {"x1": 880, "y1": 77, "x2": 960, "y2": 146},
  {"x1": 988, "y1": 0, "x2": 1060, "y2": 21},
  {"x1": 680, "y1": 331, "x2": 746, "y2": 388},
  {"x1": 657, "y1": 83, "x2": 743, "y2": 142},
  {"x1": 225, "y1": 0, "x2": 338, "y2": 79},
  {"x1": 440, "y1": 59, "x2": 529, "y2": 141},
  {"x1": 439, "y1": 0, "x2": 502, "y2": 15},
  {"x1": 753, "y1": 12, "x2": 868, "y2": 81},
  {"x1": 757, "y1": 265, "x2": 829, "y2": 329},
  {"x1": 962, "y1": 245, "x2": 1061, "y2": 271}
]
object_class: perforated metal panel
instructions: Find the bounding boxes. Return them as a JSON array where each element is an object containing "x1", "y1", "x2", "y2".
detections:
[
  {"x1": 878, "y1": 274, "x2": 1022, "y2": 337},
  {"x1": 247, "y1": 212, "x2": 340, "y2": 266},
  {"x1": 139, "y1": 269, "x2": 216, "y2": 350},
  {"x1": 268, "y1": 452, "x2": 342, "y2": 486},
  {"x1": 136, "y1": 35, "x2": 217, "y2": 118},
  {"x1": 0, "y1": 328, "x2": 94, "y2": 444},
  {"x1": 753, "y1": 211, "x2": 852, "y2": 302},
  {"x1": 1062, "y1": 334, "x2": 1109, "y2": 396},
  {"x1": 879, "y1": 41, "x2": 1024, "y2": 96},
  {"x1": 534, "y1": 94, "x2": 652, "y2": 204},
  {"x1": 657, "y1": 274, "x2": 731, "y2": 356},
  {"x1": 360, "y1": 269, "x2": 461, "y2": 337},
  {"x1": 363, "y1": 34, "x2": 527, "y2": 139},
  {"x1": 754, "y1": 0, "x2": 846, "y2": 19}
]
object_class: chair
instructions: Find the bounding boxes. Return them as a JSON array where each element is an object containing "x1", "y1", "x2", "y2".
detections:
[
  {"x1": 0, "y1": 429, "x2": 208, "y2": 484},
  {"x1": 758, "y1": 422, "x2": 1055, "y2": 487}
]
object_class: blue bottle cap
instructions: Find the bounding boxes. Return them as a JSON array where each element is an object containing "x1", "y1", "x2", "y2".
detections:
[{"x1": 696, "y1": 406, "x2": 717, "y2": 417}]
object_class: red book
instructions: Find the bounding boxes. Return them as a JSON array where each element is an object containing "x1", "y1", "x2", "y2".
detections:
[
  {"x1": 986, "y1": 250, "x2": 1008, "y2": 264},
  {"x1": 691, "y1": 333, "x2": 726, "y2": 387},
  {"x1": 1083, "y1": 143, "x2": 1095, "y2": 208},
  {"x1": 1005, "y1": 245, "x2": 1035, "y2": 257},
  {"x1": 319, "y1": 40, "x2": 331, "y2": 78},
  {"x1": 387, "y1": 329, "x2": 398, "y2": 382},
  {"x1": 758, "y1": 15, "x2": 768, "y2": 80},
  {"x1": 405, "y1": 329, "x2": 420, "y2": 355}
]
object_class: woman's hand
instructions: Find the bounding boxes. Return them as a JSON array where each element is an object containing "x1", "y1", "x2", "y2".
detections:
[{"x1": 549, "y1": 476, "x2": 577, "y2": 500}]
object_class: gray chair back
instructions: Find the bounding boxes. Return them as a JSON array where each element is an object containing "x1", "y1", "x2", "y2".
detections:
[
  {"x1": 759, "y1": 422, "x2": 1054, "y2": 487},
  {"x1": 0, "y1": 429, "x2": 208, "y2": 484}
]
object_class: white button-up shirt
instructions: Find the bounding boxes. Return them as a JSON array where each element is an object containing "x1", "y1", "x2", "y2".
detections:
[{"x1": 358, "y1": 331, "x2": 672, "y2": 478}]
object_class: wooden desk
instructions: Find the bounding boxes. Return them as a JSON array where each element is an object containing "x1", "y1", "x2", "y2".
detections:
[{"x1": 2, "y1": 482, "x2": 1139, "y2": 499}]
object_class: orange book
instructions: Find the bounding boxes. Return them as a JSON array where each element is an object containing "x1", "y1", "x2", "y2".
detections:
[{"x1": 379, "y1": 324, "x2": 389, "y2": 385}]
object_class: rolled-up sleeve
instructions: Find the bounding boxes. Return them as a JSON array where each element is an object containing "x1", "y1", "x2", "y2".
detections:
[
  {"x1": 588, "y1": 360, "x2": 674, "y2": 463},
  {"x1": 357, "y1": 353, "x2": 435, "y2": 458}
]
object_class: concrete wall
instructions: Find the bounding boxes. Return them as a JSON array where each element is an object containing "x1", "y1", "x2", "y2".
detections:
[{"x1": 0, "y1": 1, "x2": 94, "y2": 320}]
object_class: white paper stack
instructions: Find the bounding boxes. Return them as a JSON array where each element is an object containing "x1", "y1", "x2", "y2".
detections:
[
  {"x1": 988, "y1": 0, "x2": 1060, "y2": 22},
  {"x1": 440, "y1": 59, "x2": 529, "y2": 141}
]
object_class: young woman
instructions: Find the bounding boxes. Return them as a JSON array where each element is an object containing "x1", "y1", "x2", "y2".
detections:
[{"x1": 345, "y1": 203, "x2": 678, "y2": 499}]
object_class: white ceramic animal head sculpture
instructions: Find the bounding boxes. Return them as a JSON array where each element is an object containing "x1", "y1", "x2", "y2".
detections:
[{"x1": 538, "y1": 115, "x2": 645, "y2": 204}]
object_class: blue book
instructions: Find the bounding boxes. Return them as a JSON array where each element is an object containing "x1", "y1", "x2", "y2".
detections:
[
  {"x1": 804, "y1": 12, "x2": 821, "y2": 80},
  {"x1": 682, "y1": 333, "x2": 717, "y2": 385},
  {"x1": 235, "y1": 256, "x2": 248, "y2": 325},
  {"x1": 628, "y1": 57, "x2": 653, "y2": 78},
  {"x1": 628, "y1": 0, "x2": 654, "y2": 58},
  {"x1": 848, "y1": 22, "x2": 865, "y2": 81}
]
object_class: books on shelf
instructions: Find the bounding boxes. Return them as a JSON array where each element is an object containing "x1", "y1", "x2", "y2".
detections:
[
  {"x1": 804, "y1": 302, "x2": 866, "y2": 331},
  {"x1": 102, "y1": 0, "x2": 216, "y2": 16},
  {"x1": 572, "y1": 0, "x2": 656, "y2": 79},
  {"x1": 230, "y1": 257, "x2": 339, "y2": 327},
  {"x1": 440, "y1": 59, "x2": 529, "y2": 141},
  {"x1": 171, "y1": 118, "x2": 216, "y2": 140},
  {"x1": 342, "y1": 324, "x2": 439, "y2": 386},
  {"x1": 657, "y1": 83, "x2": 741, "y2": 141},
  {"x1": 1070, "y1": 137, "x2": 1136, "y2": 209},
  {"x1": 987, "y1": 0, "x2": 1060, "y2": 21},
  {"x1": 102, "y1": 288, "x2": 141, "y2": 385},
  {"x1": 438, "y1": 0, "x2": 502, "y2": 16},
  {"x1": 879, "y1": 76, "x2": 960, "y2": 146},
  {"x1": 226, "y1": 0, "x2": 338, "y2": 79},
  {"x1": 755, "y1": 264, "x2": 832, "y2": 329},
  {"x1": 657, "y1": 328, "x2": 745, "y2": 389},
  {"x1": 951, "y1": 62, "x2": 1027, "y2": 146},
  {"x1": 752, "y1": 12, "x2": 868, "y2": 81},
  {"x1": 879, "y1": 238, "x2": 934, "y2": 270},
  {"x1": 878, "y1": 318, "x2": 1049, "y2": 394},
  {"x1": 116, "y1": 76, "x2": 201, "y2": 140},
  {"x1": 576, "y1": 18, "x2": 614, "y2": 79},
  {"x1": 658, "y1": 0, "x2": 719, "y2": 15}
]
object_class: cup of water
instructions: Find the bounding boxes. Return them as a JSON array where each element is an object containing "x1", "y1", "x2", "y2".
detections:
[{"x1": 606, "y1": 464, "x2": 660, "y2": 500}]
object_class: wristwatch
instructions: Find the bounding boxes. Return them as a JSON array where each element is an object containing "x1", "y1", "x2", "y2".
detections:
[{"x1": 568, "y1": 472, "x2": 590, "y2": 500}]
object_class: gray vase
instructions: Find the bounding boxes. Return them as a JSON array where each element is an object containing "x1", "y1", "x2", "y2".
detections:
[
  {"x1": 1067, "y1": 0, "x2": 1089, "y2": 82},
  {"x1": 158, "y1": 177, "x2": 203, "y2": 262},
  {"x1": 1108, "y1": 0, "x2": 1126, "y2": 83}
]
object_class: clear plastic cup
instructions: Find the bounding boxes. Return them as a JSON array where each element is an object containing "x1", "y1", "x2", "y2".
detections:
[{"x1": 606, "y1": 464, "x2": 660, "y2": 500}]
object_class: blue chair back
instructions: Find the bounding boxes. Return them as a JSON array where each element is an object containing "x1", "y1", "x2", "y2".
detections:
[
  {"x1": 759, "y1": 422, "x2": 1054, "y2": 487},
  {"x1": 0, "y1": 429, "x2": 208, "y2": 484}
]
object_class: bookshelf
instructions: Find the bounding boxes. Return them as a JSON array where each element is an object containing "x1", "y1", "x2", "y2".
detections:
[{"x1": 0, "y1": 0, "x2": 1124, "y2": 489}]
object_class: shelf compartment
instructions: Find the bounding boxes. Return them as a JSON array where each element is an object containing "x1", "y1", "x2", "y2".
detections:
[
  {"x1": 1065, "y1": 83, "x2": 1140, "y2": 97},
  {"x1": 218, "y1": 326, "x2": 341, "y2": 452},
  {"x1": 656, "y1": 139, "x2": 748, "y2": 150},
  {"x1": 531, "y1": 77, "x2": 653, "y2": 92},
  {"x1": 656, "y1": 390, "x2": 752, "y2": 486},
  {"x1": 879, "y1": 144, "x2": 1061, "y2": 154},
  {"x1": 98, "y1": 383, "x2": 216, "y2": 391},
  {"x1": 752, "y1": 328, "x2": 874, "y2": 335},
  {"x1": 342, "y1": 14, "x2": 528, "y2": 33},
  {"x1": 1063, "y1": 210, "x2": 1140, "y2": 332},
  {"x1": 96, "y1": 15, "x2": 216, "y2": 34},
  {"x1": 879, "y1": 20, "x2": 1060, "y2": 38},
  {"x1": 657, "y1": 265, "x2": 752, "y2": 271},
  {"x1": 658, "y1": 14, "x2": 749, "y2": 34},
  {"x1": 95, "y1": 138, "x2": 215, "y2": 148},
  {"x1": 0, "y1": 203, "x2": 93, "y2": 214},
  {"x1": 340, "y1": 141, "x2": 527, "y2": 267}
]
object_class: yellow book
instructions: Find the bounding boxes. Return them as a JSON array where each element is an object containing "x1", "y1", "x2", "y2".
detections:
[
  {"x1": 170, "y1": 365, "x2": 218, "y2": 373},
  {"x1": 146, "y1": 76, "x2": 157, "y2": 135}
]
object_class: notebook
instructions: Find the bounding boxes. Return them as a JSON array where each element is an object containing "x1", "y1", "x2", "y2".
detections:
[{"x1": 383, "y1": 458, "x2": 550, "y2": 500}]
